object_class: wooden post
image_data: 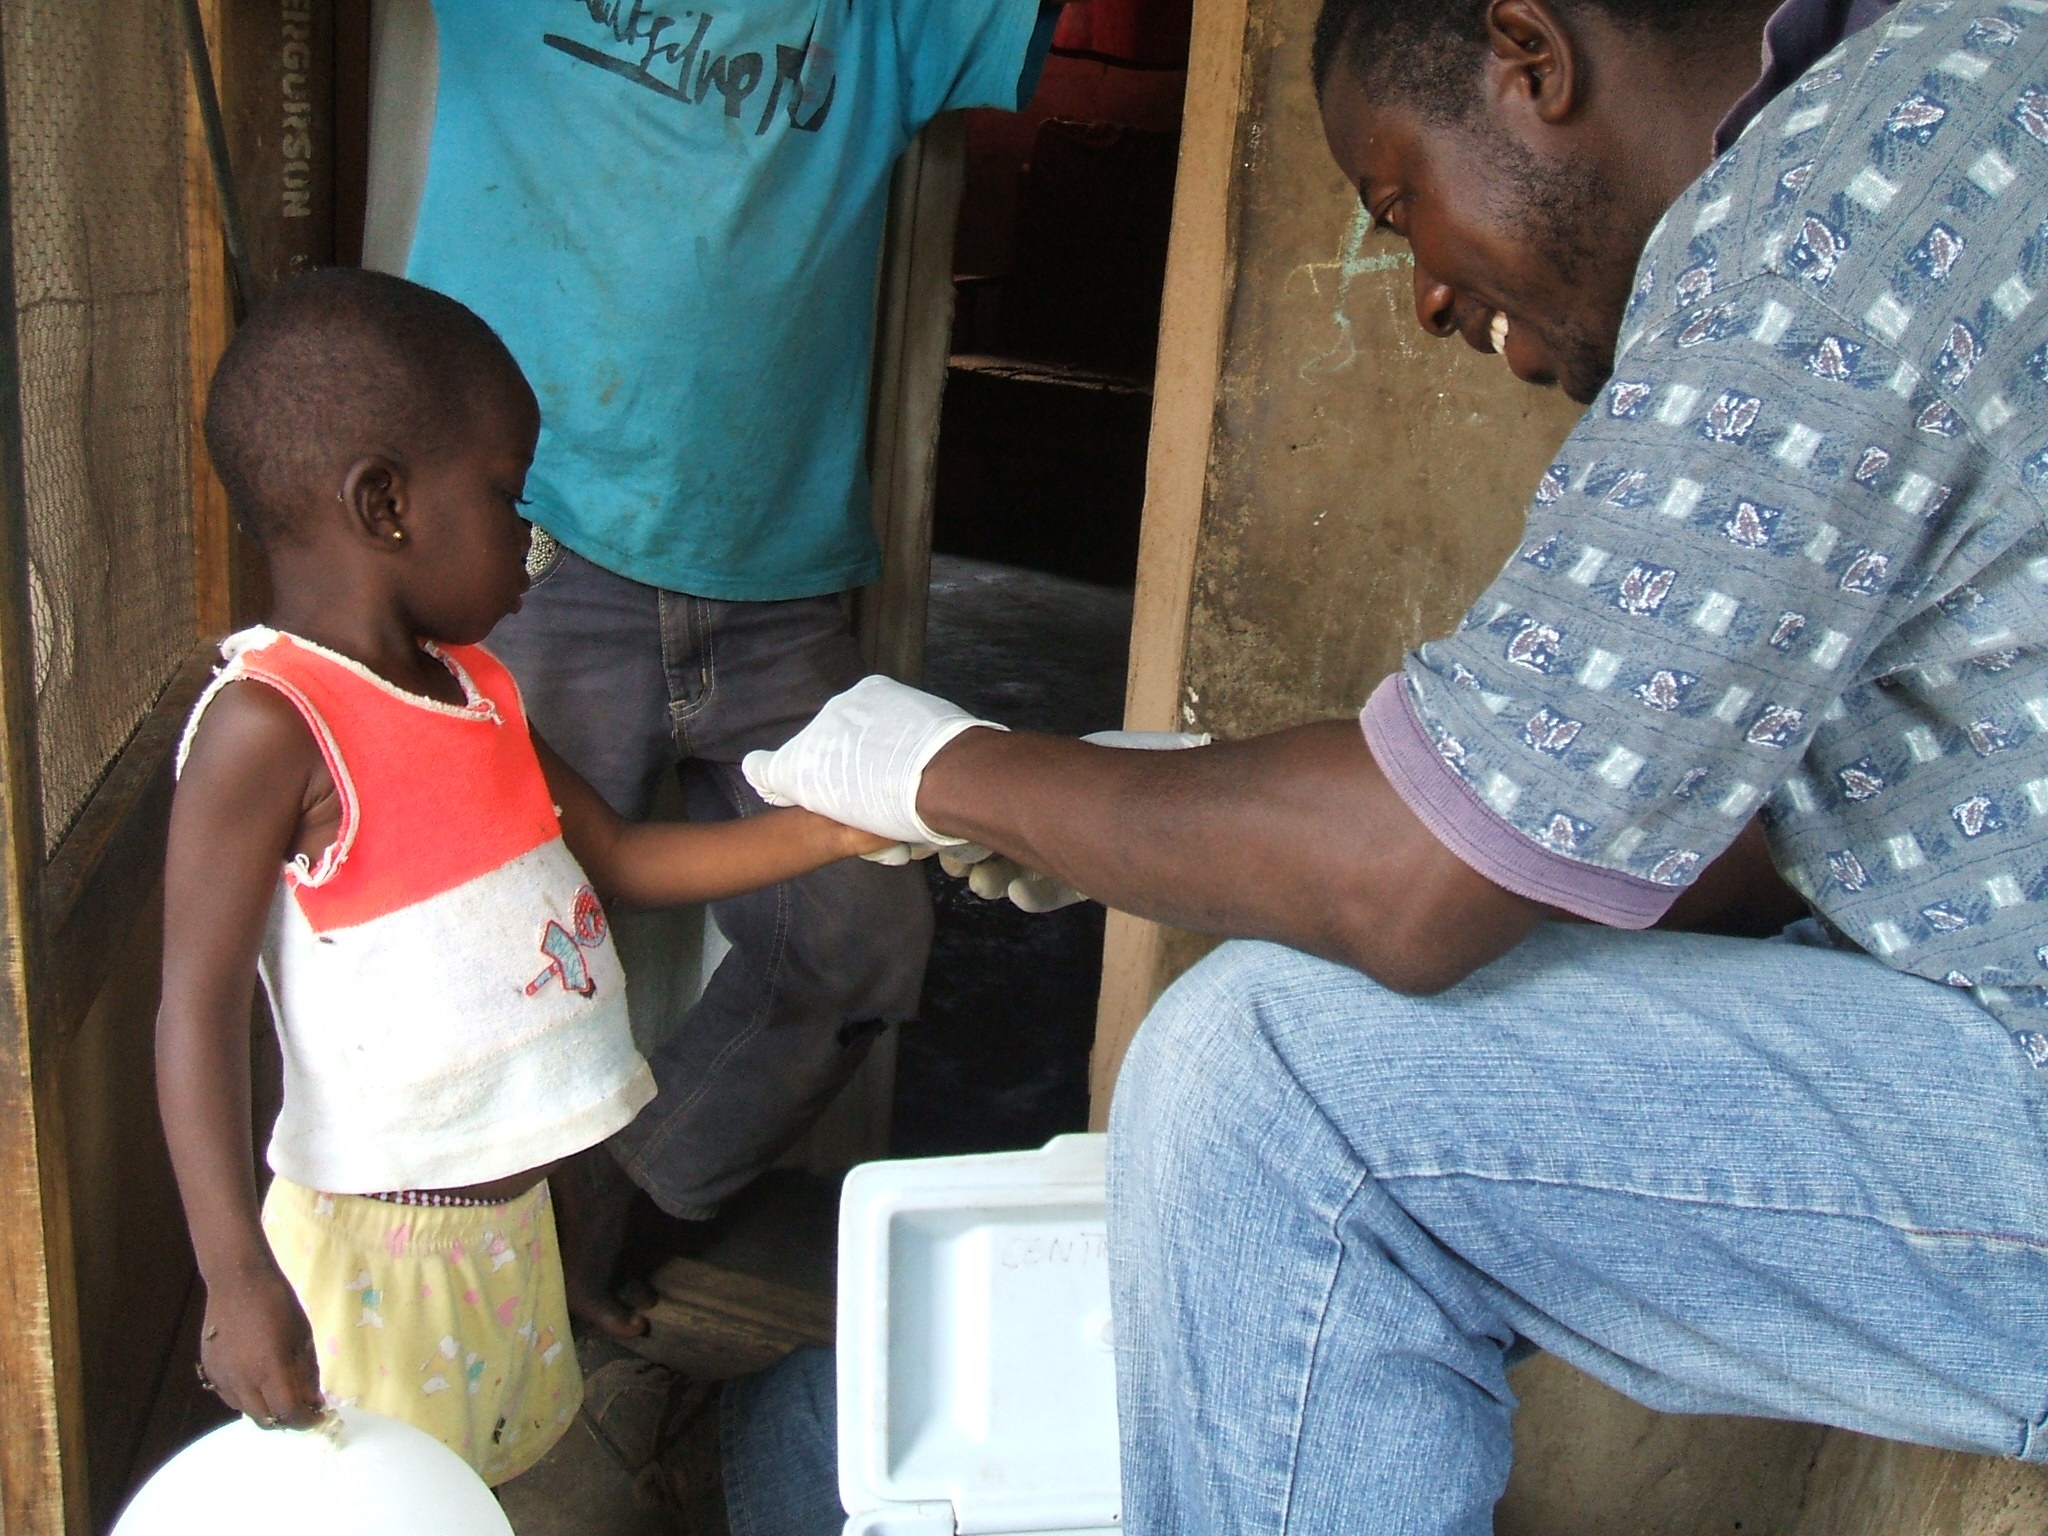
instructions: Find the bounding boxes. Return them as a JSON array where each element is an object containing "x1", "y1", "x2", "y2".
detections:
[
  {"x1": 219, "y1": 0, "x2": 334, "y2": 295},
  {"x1": 0, "y1": 19, "x2": 86, "y2": 1528},
  {"x1": 186, "y1": 0, "x2": 237, "y2": 638},
  {"x1": 331, "y1": 0, "x2": 370, "y2": 268},
  {"x1": 1088, "y1": 0, "x2": 1254, "y2": 1126},
  {"x1": 202, "y1": 0, "x2": 347, "y2": 627},
  {"x1": 858, "y1": 114, "x2": 968, "y2": 685}
]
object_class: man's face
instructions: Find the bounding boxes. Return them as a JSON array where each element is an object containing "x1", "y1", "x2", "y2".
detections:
[{"x1": 1318, "y1": 66, "x2": 1635, "y2": 405}]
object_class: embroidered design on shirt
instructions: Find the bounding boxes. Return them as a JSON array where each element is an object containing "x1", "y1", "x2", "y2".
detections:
[{"x1": 525, "y1": 886, "x2": 610, "y2": 999}]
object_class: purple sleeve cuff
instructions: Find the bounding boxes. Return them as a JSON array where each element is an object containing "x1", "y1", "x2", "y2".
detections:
[{"x1": 1359, "y1": 676, "x2": 1681, "y2": 930}]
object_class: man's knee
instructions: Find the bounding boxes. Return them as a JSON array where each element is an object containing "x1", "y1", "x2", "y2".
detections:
[
  {"x1": 1118, "y1": 942, "x2": 1351, "y2": 1109},
  {"x1": 1111, "y1": 942, "x2": 1321, "y2": 1187},
  {"x1": 1110, "y1": 940, "x2": 1434, "y2": 1192}
]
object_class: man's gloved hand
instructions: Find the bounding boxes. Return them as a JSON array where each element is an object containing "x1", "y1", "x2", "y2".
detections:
[
  {"x1": 945, "y1": 728, "x2": 1214, "y2": 913},
  {"x1": 742, "y1": 676, "x2": 1007, "y2": 846}
]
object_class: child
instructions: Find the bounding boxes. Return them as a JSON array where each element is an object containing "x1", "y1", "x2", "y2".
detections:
[{"x1": 157, "y1": 268, "x2": 890, "y2": 1484}]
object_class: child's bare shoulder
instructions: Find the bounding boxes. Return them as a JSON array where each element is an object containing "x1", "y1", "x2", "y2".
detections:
[{"x1": 178, "y1": 677, "x2": 324, "y2": 802}]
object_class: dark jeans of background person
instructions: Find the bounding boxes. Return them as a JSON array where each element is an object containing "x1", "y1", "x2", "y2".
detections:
[{"x1": 490, "y1": 546, "x2": 933, "y2": 1218}]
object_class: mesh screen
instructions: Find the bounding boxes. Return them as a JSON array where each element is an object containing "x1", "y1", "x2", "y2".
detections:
[{"x1": 4, "y1": 0, "x2": 196, "y2": 851}]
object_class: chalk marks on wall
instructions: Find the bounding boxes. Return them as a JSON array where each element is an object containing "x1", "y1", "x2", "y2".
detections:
[{"x1": 1292, "y1": 204, "x2": 1414, "y2": 381}]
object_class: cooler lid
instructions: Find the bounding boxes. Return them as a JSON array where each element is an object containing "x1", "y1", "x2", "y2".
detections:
[{"x1": 838, "y1": 1134, "x2": 1121, "y2": 1536}]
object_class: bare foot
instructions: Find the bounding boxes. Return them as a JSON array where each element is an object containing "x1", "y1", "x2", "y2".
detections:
[{"x1": 553, "y1": 1146, "x2": 650, "y2": 1338}]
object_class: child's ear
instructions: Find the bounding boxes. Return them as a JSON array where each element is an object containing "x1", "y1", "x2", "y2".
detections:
[{"x1": 339, "y1": 455, "x2": 410, "y2": 549}]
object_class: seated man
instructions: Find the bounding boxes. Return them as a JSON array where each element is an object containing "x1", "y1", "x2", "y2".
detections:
[{"x1": 741, "y1": 0, "x2": 2048, "y2": 1529}]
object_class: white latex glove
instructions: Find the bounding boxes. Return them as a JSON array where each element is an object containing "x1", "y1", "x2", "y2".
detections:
[
  {"x1": 1081, "y1": 729, "x2": 1212, "y2": 752},
  {"x1": 742, "y1": 676, "x2": 1006, "y2": 846},
  {"x1": 859, "y1": 843, "x2": 927, "y2": 866},
  {"x1": 937, "y1": 843, "x2": 996, "y2": 875},
  {"x1": 955, "y1": 728, "x2": 1215, "y2": 913},
  {"x1": 862, "y1": 841, "x2": 983, "y2": 866}
]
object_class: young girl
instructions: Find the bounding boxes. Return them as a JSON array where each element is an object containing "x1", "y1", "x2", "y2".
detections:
[{"x1": 158, "y1": 269, "x2": 890, "y2": 1484}]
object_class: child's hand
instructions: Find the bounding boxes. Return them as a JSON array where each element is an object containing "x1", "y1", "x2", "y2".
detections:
[{"x1": 198, "y1": 1263, "x2": 325, "y2": 1430}]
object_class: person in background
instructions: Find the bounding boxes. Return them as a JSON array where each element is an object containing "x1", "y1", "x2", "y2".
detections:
[{"x1": 363, "y1": 0, "x2": 1063, "y2": 1335}]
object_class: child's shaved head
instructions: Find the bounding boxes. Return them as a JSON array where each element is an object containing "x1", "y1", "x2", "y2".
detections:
[{"x1": 204, "y1": 269, "x2": 530, "y2": 543}]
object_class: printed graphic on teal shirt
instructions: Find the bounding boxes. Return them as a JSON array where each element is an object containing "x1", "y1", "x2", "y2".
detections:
[
  {"x1": 405, "y1": 0, "x2": 1037, "y2": 601},
  {"x1": 539, "y1": 3, "x2": 839, "y2": 132},
  {"x1": 1398, "y1": 0, "x2": 2048, "y2": 1038}
]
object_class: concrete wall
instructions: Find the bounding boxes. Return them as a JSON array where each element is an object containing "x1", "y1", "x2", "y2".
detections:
[
  {"x1": 1098, "y1": 0, "x2": 2048, "y2": 1525},
  {"x1": 1177, "y1": 44, "x2": 1579, "y2": 742}
]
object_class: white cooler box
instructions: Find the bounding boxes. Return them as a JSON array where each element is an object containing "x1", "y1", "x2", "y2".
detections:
[{"x1": 836, "y1": 1134, "x2": 1122, "y2": 1536}]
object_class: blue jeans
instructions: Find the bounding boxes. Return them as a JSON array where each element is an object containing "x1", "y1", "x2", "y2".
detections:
[
  {"x1": 489, "y1": 548, "x2": 932, "y2": 1218},
  {"x1": 1111, "y1": 925, "x2": 2048, "y2": 1535},
  {"x1": 722, "y1": 1345, "x2": 843, "y2": 1536}
]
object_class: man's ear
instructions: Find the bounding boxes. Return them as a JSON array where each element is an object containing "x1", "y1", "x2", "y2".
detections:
[
  {"x1": 339, "y1": 455, "x2": 410, "y2": 549},
  {"x1": 1485, "y1": 0, "x2": 1580, "y2": 126}
]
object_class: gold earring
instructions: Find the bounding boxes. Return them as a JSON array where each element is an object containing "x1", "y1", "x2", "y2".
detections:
[{"x1": 392, "y1": 529, "x2": 407, "y2": 544}]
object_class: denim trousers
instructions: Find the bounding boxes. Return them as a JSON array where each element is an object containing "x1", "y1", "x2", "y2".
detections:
[
  {"x1": 488, "y1": 547, "x2": 932, "y2": 1218},
  {"x1": 722, "y1": 1344, "x2": 843, "y2": 1536},
  {"x1": 1111, "y1": 924, "x2": 2048, "y2": 1535},
  {"x1": 716, "y1": 922, "x2": 2048, "y2": 1533}
]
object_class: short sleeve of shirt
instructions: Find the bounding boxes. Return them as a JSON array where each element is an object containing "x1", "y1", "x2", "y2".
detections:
[
  {"x1": 891, "y1": 0, "x2": 1040, "y2": 129},
  {"x1": 1363, "y1": 262, "x2": 2007, "y2": 927}
]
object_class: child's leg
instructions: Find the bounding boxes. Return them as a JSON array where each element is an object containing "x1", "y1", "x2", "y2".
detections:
[
  {"x1": 551, "y1": 1145, "x2": 647, "y2": 1338},
  {"x1": 262, "y1": 1178, "x2": 582, "y2": 1485}
]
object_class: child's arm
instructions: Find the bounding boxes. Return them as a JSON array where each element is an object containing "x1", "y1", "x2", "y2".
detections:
[
  {"x1": 158, "y1": 683, "x2": 328, "y2": 1429},
  {"x1": 533, "y1": 731, "x2": 892, "y2": 907}
]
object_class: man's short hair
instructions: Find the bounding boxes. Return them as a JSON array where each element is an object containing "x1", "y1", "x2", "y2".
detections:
[
  {"x1": 203, "y1": 268, "x2": 526, "y2": 543},
  {"x1": 1310, "y1": 0, "x2": 1730, "y2": 118}
]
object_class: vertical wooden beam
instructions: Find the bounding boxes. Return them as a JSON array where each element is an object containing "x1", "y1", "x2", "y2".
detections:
[
  {"x1": 0, "y1": 18, "x2": 86, "y2": 1529},
  {"x1": 1089, "y1": 0, "x2": 1255, "y2": 1126},
  {"x1": 219, "y1": 0, "x2": 335, "y2": 297},
  {"x1": 331, "y1": 0, "x2": 370, "y2": 268},
  {"x1": 858, "y1": 114, "x2": 968, "y2": 685},
  {"x1": 186, "y1": 0, "x2": 236, "y2": 638}
]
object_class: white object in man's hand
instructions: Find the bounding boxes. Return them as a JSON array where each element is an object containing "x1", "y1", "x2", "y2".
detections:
[{"x1": 742, "y1": 675, "x2": 1006, "y2": 846}]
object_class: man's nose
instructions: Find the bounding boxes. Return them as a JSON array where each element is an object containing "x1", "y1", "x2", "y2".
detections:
[{"x1": 1413, "y1": 265, "x2": 1459, "y2": 339}]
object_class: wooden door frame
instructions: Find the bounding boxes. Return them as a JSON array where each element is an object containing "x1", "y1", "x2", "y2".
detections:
[
  {"x1": 0, "y1": 0, "x2": 249, "y2": 1524},
  {"x1": 1088, "y1": 0, "x2": 1253, "y2": 1126},
  {"x1": 0, "y1": 24, "x2": 89, "y2": 1524},
  {"x1": 859, "y1": 113, "x2": 969, "y2": 686}
]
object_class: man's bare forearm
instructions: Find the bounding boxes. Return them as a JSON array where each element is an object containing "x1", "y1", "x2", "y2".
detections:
[{"x1": 917, "y1": 720, "x2": 1540, "y2": 993}]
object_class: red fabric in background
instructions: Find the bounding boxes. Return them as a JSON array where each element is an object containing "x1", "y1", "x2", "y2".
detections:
[{"x1": 1052, "y1": 0, "x2": 1193, "y2": 68}]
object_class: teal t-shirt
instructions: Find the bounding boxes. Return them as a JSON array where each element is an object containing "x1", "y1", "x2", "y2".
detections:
[{"x1": 406, "y1": 0, "x2": 1039, "y2": 599}]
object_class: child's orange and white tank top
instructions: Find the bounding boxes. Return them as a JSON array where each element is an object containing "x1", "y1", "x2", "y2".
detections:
[{"x1": 177, "y1": 627, "x2": 655, "y2": 1194}]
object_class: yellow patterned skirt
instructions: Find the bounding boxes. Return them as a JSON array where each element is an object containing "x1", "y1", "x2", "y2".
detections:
[{"x1": 262, "y1": 1176, "x2": 581, "y2": 1485}]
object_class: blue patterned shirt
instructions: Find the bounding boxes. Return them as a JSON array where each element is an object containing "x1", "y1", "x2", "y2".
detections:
[{"x1": 1364, "y1": 0, "x2": 2048, "y2": 1046}]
